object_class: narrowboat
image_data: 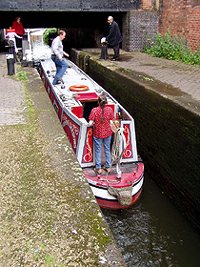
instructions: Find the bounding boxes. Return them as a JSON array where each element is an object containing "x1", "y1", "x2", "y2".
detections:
[{"x1": 38, "y1": 58, "x2": 144, "y2": 209}]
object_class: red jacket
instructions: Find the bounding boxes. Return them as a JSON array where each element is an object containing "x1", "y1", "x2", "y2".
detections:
[{"x1": 12, "y1": 21, "x2": 25, "y2": 35}]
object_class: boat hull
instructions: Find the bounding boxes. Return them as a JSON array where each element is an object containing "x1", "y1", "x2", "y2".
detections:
[
  {"x1": 97, "y1": 188, "x2": 143, "y2": 210},
  {"x1": 89, "y1": 175, "x2": 144, "y2": 209}
]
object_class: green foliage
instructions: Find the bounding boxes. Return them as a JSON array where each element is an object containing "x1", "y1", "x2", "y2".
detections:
[
  {"x1": 144, "y1": 32, "x2": 200, "y2": 65},
  {"x1": 17, "y1": 70, "x2": 28, "y2": 81},
  {"x1": 43, "y1": 28, "x2": 57, "y2": 46},
  {"x1": 44, "y1": 254, "x2": 56, "y2": 266}
]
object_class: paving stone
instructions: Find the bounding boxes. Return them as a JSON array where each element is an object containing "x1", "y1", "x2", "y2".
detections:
[
  {"x1": 0, "y1": 57, "x2": 26, "y2": 125},
  {"x1": 118, "y1": 52, "x2": 200, "y2": 101}
]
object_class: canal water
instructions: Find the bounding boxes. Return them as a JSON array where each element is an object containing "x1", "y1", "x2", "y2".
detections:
[{"x1": 102, "y1": 174, "x2": 200, "y2": 267}]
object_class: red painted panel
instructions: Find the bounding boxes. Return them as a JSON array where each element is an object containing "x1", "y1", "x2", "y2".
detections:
[
  {"x1": 71, "y1": 106, "x2": 83, "y2": 118},
  {"x1": 82, "y1": 127, "x2": 93, "y2": 163},
  {"x1": 75, "y1": 92, "x2": 98, "y2": 101},
  {"x1": 122, "y1": 124, "x2": 133, "y2": 159},
  {"x1": 53, "y1": 98, "x2": 62, "y2": 121},
  {"x1": 62, "y1": 112, "x2": 80, "y2": 153},
  {"x1": 6, "y1": 28, "x2": 15, "y2": 34}
]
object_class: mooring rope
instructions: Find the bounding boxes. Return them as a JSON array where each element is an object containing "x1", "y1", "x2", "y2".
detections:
[{"x1": 111, "y1": 127, "x2": 127, "y2": 166}]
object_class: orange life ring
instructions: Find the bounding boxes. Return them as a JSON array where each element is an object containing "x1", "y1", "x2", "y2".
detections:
[{"x1": 69, "y1": 84, "x2": 89, "y2": 92}]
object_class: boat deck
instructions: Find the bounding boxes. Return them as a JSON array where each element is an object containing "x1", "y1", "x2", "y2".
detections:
[
  {"x1": 84, "y1": 162, "x2": 139, "y2": 177},
  {"x1": 42, "y1": 58, "x2": 101, "y2": 96}
]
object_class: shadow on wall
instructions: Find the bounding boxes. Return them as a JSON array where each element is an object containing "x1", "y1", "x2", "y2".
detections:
[
  {"x1": 64, "y1": 28, "x2": 102, "y2": 51},
  {"x1": 0, "y1": 29, "x2": 8, "y2": 52}
]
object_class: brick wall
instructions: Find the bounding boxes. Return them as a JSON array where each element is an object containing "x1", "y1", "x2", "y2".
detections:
[
  {"x1": 123, "y1": 10, "x2": 159, "y2": 51},
  {"x1": 159, "y1": 0, "x2": 200, "y2": 51},
  {"x1": 187, "y1": 5, "x2": 200, "y2": 50}
]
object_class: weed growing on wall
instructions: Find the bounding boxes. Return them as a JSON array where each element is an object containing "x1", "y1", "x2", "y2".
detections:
[{"x1": 144, "y1": 32, "x2": 200, "y2": 65}]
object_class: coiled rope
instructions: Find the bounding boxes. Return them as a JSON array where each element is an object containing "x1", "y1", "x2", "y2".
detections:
[{"x1": 111, "y1": 127, "x2": 126, "y2": 165}]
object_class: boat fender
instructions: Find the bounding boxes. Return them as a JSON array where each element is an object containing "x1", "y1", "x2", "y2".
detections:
[
  {"x1": 69, "y1": 84, "x2": 89, "y2": 92},
  {"x1": 108, "y1": 186, "x2": 132, "y2": 206}
]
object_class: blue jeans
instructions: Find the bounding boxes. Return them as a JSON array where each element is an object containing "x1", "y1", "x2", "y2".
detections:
[
  {"x1": 51, "y1": 56, "x2": 68, "y2": 84},
  {"x1": 93, "y1": 136, "x2": 112, "y2": 169}
]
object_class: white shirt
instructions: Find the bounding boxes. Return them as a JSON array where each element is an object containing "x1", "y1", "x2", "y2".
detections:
[
  {"x1": 6, "y1": 31, "x2": 21, "y2": 40},
  {"x1": 51, "y1": 36, "x2": 63, "y2": 60},
  {"x1": 6, "y1": 32, "x2": 21, "y2": 53}
]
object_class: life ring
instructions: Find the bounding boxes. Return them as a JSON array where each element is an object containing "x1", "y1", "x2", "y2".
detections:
[{"x1": 69, "y1": 84, "x2": 89, "y2": 92}]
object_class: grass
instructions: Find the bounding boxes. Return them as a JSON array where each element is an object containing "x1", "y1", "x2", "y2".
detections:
[{"x1": 16, "y1": 69, "x2": 28, "y2": 81}]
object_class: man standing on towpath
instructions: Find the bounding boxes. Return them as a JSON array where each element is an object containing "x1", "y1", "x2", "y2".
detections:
[{"x1": 105, "y1": 16, "x2": 122, "y2": 61}]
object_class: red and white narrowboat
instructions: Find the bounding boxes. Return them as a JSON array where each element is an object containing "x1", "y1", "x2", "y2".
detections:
[{"x1": 38, "y1": 58, "x2": 144, "y2": 209}]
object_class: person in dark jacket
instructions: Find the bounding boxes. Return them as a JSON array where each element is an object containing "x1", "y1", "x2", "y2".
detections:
[{"x1": 106, "y1": 16, "x2": 122, "y2": 61}]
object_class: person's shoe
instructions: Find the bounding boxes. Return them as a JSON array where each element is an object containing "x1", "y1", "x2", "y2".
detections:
[
  {"x1": 52, "y1": 79, "x2": 62, "y2": 85},
  {"x1": 52, "y1": 79, "x2": 58, "y2": 85},
  {"x1": 111, "y1": 58, "x2": 119, "y2": 61},
  {"x1": 59, "y1": 78, "x2": 64, "y2": 84},
  {"x1": 96, "y1": 168, "x2": 102, "y2": 175},
  {"x1": 105, "y1": 168, "x2": 111, "y2": 173}
]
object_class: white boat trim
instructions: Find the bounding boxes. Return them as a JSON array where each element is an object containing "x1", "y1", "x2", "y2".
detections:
[{"x1": 89, "y1": 176, "x2": 144, "y2": 201}]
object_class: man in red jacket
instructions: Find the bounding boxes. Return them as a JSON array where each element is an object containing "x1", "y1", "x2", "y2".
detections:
[{"x1": 12, "y1": 17, "x2": 25, "y2": 48}]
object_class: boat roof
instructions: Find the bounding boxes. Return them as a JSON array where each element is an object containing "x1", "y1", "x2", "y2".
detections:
[{"x1": 41, "y1": 58, "x2": 103, "y2": 98}]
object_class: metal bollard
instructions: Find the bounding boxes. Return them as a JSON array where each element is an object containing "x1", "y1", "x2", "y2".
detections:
[
  {"x1": 6, "y1": 54, "x2": 15, "y2": 75},
  {"x1": 100, "y1": 43, "x2": 108, "y2": 60},
  {"x1": 8, "y1": 40, "x2": 15, "y2": 54}
]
